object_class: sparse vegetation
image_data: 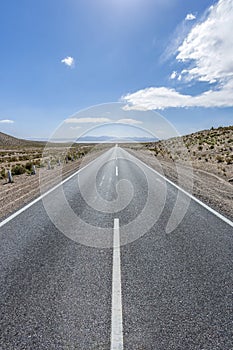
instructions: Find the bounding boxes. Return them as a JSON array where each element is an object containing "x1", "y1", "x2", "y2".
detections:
[
  {"x1": 0, "y1": 167, "x2": 6, "y2": 179},
  {"x1": 0, "y1": 131, "x2": 97, "y2": 179},
  {"x1": 11, "y1": 164, "x2": 27, "y2": 176},
  {"x1": 0, "y1": 133, "x2": 112, "y2": 219},
  {"x1": 136, "y1": 125, "x2": 233, "y2": 180},
  {"x1": 125, "y1": 126, "x2": 233, "y2": 220}
]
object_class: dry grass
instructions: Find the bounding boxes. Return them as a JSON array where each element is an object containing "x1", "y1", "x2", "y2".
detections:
[
  {"x1": 0, "y1": 133, "x2": 111, "y2": 219},
  {"x1": 125, "y1": 125, "x2": 233, "y2": 220},
  {"x1": 138, "y1": 125, "x2": 233, "y2": 181}
]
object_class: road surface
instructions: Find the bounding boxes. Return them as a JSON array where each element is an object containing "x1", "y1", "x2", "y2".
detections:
[{"x1": 0, "y1": 146, "x2": 232, "y2": 349}]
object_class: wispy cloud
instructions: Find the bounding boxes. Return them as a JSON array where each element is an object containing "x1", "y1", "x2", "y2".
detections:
[
  {"x1": 185, "y1": 13, "x2": 196, "y2": 21},
  {"x1": 123, "y1": 0, "x2": 233, "y2": 110},
  {"x1": 70, "y1": 126, "x2": 81, "y2": 130},
  {"x1": 116, "y1": 118, "x2": 142, "y2": 124},
  {"x1": 65, "y1": 117, "x2": 143, "y2": 125},
  {"x1": 0, "y1": 119, "x2": 14, "y2": 124},
  {"x1": 61, "y1": 56, "x2": 75, "y2": 68},
  {"x1": 161, "y1": 12, "x2": 197, "y2": 62},
  {"x1": 65, "y1": 117, "x2": 111, "y2": 123}
]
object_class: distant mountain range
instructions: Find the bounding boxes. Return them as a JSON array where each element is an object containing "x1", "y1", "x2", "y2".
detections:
[
  {"x1": 0, "y1": 131, "x2": 158, "y2": 147},
  {"x1": 75, "y1": 135, "x2": 158, "y2": 143},
  {"x1": 0, "y1": 132, "x2": 71, "y2": 147},
  {"x1": 20, "y1": 135, "x2": 159, "y2": 143},
  {"x1": 0, "y1": 131, "x2": 46, "y2": 147}
]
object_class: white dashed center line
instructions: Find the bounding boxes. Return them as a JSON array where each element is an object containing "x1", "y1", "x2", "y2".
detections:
[{"x1": 111, "y1": 218, "x2": 123, "y2": 350}]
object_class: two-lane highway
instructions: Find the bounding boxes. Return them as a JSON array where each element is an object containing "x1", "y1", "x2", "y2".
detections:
[{"x1": 0, "y1": 146, "x2": 232, "y2": 349}]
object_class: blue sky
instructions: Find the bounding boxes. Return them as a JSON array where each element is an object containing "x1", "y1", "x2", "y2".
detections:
[{"x1": 0, "y1": 0, "x2": 232, "y2": 140}]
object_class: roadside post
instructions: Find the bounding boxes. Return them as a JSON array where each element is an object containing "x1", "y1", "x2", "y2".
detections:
[
  {"x1": 32, "y1": 165, "x2": 36, "y2": 175},
  {"x1": 7, "y1": 170, "x2": 13, "y2": 183}
]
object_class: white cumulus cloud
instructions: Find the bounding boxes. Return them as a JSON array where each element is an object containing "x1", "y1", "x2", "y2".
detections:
[
  {"x1": 170, "y1": 71, "x2": 177, "y2": 80},
  {"x1": 122, "y1": 0, "x2": 233, "y2": 110},
  {"x1": 123, "y1": 87, "x2": 191, "y2": 110},
  {"x1": 185, "y1": 13, "x2": 196, "y2": 21},
  {"x1": 61, "y1": 56, "x2": 75, "y2": 67},
  {"x1": 177, "y1": 0, "x2": 233, "y2": 83},
  {"x1": 123, "y1": 81, "x2": 233, "y2": 110},
  {"x1": 0, "y1": 119, "x2": 14, "y2": 124}
]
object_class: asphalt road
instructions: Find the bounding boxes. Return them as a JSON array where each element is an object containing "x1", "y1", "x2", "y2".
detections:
[{"x1": 0, "y1": 146, "x2": 232, "y2": 349}]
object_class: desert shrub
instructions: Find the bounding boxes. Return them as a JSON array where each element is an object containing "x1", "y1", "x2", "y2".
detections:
[
  {"x1": 51, "y1": 159, "x2": 57, "y2": 166},
  {"x1": 216, "y1": 155, "x2": 224, "y2": 163},
  {"x1": 210, "y1": 145, "x2": 214, "y2": 149},
  {"x1": 11, "y1": 164, "x2": 26, "y2": 175},
  {"x1": 226, "y1": 157, "x2": 232, "y2": 165},
  {"x1": 33, "y1": 159, "x2": 42, "y2": 167},
  {"x1": 0, "y1": 168, "x2": 6, "y2": 179},
  {"x1": 34, "y1": 153, "x2": 42, "y2": 158},
  {"x1": 198, "y1": 145, "x2": 203, "y2": 151},
  {"x1": 25, "y1": 162, "x2": 33, "y2": 171},
  {"x1": 19, "y1": 155, "x2": 30, "y2": 161}
]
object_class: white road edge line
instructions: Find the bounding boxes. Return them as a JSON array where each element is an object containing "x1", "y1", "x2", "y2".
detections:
[
  {"x1": 0, "y1": 152, "x2": 109, "y2": 228},
  {"x1": 111, "y1": 218, "x2": 124, "y2": 350},
  {"x1": 123, "y1": 148, "x2": 233, "y2": 228},
  {"x1": 116, "y1": 166, "x2": 118, "y2": 177}
]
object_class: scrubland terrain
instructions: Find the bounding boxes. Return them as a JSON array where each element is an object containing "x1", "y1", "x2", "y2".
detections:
[
  {"x1": 145, "y1": 125, "x2": 233, "y2": 180},
  {"x1": 126, "y1": 125, "x2": 233, "y2": 220},
  {"x1": 0, "y1": 127, "x2": 232, "y2": 221},
  {"x1": 0, "y1": 132, "x2": 109, "y2": 219}
]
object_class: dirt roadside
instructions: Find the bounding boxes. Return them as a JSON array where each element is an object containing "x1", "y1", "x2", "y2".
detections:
[
  {"x1": 1, "y1": 146, "x2": 232, "y2": 223},
  {"x1": 126, "y1": 148, "x2": 233, "y2": 221},
  {"x1": 0, "y1": 149, "x2": 107, "y2": 221}
]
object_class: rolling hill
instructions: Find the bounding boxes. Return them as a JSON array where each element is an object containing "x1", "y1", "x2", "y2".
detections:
[{"x1": 0, "y1": 131, "x2": 45, "y2": 148}]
